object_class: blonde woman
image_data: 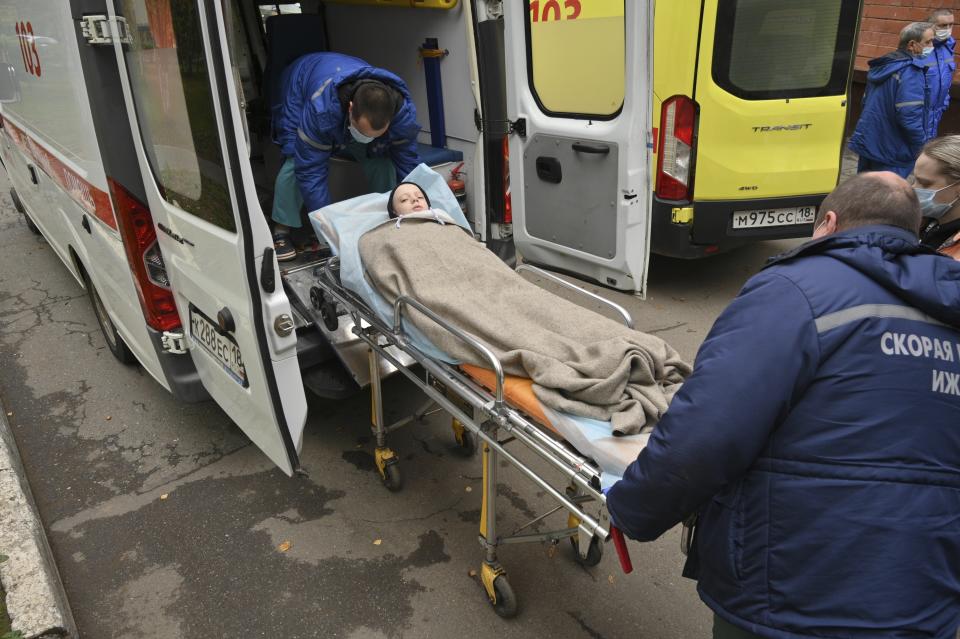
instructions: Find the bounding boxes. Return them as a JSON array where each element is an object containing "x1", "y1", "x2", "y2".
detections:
[{"x1": 912, "y1": 135, "x2": 960, "y2": 258}]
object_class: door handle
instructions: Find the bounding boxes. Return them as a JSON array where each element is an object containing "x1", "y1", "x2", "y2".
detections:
[
  {"x1": 27, "y1": 164, "x2": 38, "y2": 185},
  {"x1": 261, "y1": 247, "x2": 276, "y2": 293},
  {"x1": 572, "y1": 142, "x2": 611, "y2": 155},
  {"x1": 81, "y1": 215, "x2": 91, "y2": 234}
]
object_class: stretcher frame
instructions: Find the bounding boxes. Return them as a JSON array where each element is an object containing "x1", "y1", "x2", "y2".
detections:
[{"x1": 311, "y1": 258, "x2": 636, "y2": 617}]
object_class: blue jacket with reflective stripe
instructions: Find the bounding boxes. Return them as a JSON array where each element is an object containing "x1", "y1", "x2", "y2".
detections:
[
  {"x1": 848, "y1": 50, "x2": 932, "y2": 169},
  {"x1": 273, "y1": 52, "x2": 421, "y2": 212},
  {"x1": 925, "y1": 36, "x2": 956, "y2": 135},
  {"x1": 607, "y1": 226, "x2": 960, "y2": 639}
]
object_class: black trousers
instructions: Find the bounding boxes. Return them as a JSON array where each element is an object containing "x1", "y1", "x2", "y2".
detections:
[{"x1": 713, "y1": 614, "x2": 765, "y2": 639}]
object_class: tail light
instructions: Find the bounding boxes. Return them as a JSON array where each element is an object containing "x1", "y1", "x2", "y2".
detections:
[
  {"x1": 108, "y1": 179, "x2": 181, "y2": 332},
  {"x1": 502, "y1": 137, "x2": 512, "y2": 224},
  {"x1": 656, "y1": 95, "x2": 698, "y2": 201}
]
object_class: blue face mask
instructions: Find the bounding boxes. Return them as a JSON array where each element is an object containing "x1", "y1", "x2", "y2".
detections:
[
  {"x1": 915, "y1": 180, "x2": 960, "y2": 219},
  {"x1": 348, "y1": 121, "x2": 376, "y2": 144}
]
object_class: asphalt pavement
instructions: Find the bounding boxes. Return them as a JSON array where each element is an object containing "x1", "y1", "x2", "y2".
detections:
[{"x1": 0, "y1": 165, "x2": 810, "y2": 639}]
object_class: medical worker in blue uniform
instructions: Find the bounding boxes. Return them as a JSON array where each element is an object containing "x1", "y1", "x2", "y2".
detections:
[
  {"x1": 848, "y1": 22, "x2": 935, "y2": 178},
  {"x1": 271, "y1": 53, "x2": 421, "y2": 260},
  {"x1": 926, "y1": 9, "x2": 956, "y2": 136},
  {"x1": 606, "y1": 171, "x2": 960, "y2": 639}
]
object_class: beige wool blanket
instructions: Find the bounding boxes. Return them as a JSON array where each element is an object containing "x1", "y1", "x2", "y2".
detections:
[{"x1": 359, "y1": 218, "x2": 690, "y2": 435}]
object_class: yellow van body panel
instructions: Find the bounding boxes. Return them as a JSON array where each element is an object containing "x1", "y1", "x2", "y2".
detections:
[
  {"x1": 323, "y1": 0, "x2": 458, "y2": 9},
  {"x1": 693, "y1": 90, "x2": 846, "y2": 200}
]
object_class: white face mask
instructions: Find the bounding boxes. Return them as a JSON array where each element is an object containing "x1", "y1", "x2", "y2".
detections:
[
  {"x1": 936, "y1": 28, "x2": 952, "y2": 41},
  {"x1": 348, "y1": 121, "x2": 376, "y2": 144},
  {"x1": 922, "y1": 45, "x2": 935, "y2": 57}
]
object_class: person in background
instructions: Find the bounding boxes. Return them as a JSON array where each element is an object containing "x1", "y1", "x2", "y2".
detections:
[
  {"x1": 606, "y1": 172, "x2": 960, "y2": 639},
  {"x1": 271, "y1": 52, "x2": 421, "y2": 261},
  {"x1": 913, "y1": 135, "x2": 960, "y2": 259},
  {"x1": 848, "y1": 22, "x2": 935, "y2": 177},
  {"x1": 926, "y1": 9, "x2": 956, "y2": 136}
]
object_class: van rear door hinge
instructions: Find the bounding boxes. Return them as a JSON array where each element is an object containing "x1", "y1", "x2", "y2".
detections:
[
  {"x1": 81, "y1": 15, "x2": 132, "y2": 46},
  {"x1": 160, "y1": 330, "x2": 188, "y2": 355},
  {"x1": 509, "y1": 118, "x2": 526, "y2": 137}
]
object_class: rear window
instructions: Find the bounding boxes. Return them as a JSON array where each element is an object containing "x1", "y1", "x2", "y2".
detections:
[
  {"x1": 526, "y1": 0, "x2": 625, "y2": 118},
  {"x1": 712, "y1": 0, "x2": 860, "y2": 100}
]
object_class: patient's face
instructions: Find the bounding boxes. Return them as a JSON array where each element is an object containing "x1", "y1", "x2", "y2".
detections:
[{"x1": 392, "y1": 183, "x2": 428, "y2": 215}]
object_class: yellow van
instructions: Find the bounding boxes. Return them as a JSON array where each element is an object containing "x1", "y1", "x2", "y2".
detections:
[{"x1": 651, "y1": 0, "x2": 863, "y2": 257}]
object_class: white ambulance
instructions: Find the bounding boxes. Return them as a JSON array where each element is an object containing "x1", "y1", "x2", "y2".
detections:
[{"x1": 0, "y1": 0, "x2": 653, "y2": 474}]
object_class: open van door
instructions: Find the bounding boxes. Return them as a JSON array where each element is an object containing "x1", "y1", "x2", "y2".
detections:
[
  {"x1": 107, "y1": 0, "x2": 307, "y2": 474},
  {"x1": 503, "y1": 1, "x2": 653, "y2": 295}
]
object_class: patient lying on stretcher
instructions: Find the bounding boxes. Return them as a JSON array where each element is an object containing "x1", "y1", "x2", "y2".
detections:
[{"x1": 356, "y1": 183, "x2": 692, "y2": 437}]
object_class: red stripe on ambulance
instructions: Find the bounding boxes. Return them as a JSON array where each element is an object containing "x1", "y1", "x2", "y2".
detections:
[{"x1": 1, "y1": 115, "x2": 116, "y2": 230}]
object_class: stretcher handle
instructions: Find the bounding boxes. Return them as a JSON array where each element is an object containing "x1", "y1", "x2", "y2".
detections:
[
  {"x1": 610, "y1": 526, "x2": 633, "y2": 574},
  {"x1": 393, "y1": 295, "x2": 505, "y2": 409},
  {"x1": 516, "y1": 264, "x2": 635, "y2": 330}
]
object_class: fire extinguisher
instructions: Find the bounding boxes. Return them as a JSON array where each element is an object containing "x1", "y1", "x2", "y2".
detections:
[{"x1": 447, "y1": 162, "x2": 467, "y2": 215}]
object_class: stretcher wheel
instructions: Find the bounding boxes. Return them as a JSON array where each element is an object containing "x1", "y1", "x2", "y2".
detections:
[
  {"x1": 382, "y1": 462, "x2": 403, "y2": 492},
  {"x1": 319, "y1": 300, "x2": 339, "y2": 332},
  {"x1": 571, "y1": 535, "x2": 603, "y2": 567},
  {"x1": 453, "y1": 428, "x2": 476, "y2": 457},
  {"x1": 491, "y1": 576, "x2": 518, "y2": 618}
]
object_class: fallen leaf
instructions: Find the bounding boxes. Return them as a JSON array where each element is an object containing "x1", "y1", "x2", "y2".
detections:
[
  {"x1": 159, "y1": 493, "x2": 169, "y2": 501},
  {"x1": 373, "y1": 539, "x2": 382, "y2": 546},
  {"x1": 607, "y1": 574, "x2": 615, "y2": 584},
  {"x1": 277, "y1": 541, "x2": 292, "y2": 552},
  {"x1": 547, "y1": 545, "x2": 557, "y2": 558},
  {"x1": 468, "y1": 569, "x2": 477, "y2": 578}
]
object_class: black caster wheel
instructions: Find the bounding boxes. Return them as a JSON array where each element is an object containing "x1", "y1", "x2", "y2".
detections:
[
  {"x1": 310, "y1": 286, "x2": 339, "y2": 331},
  {"x1": 570, "y1": 535, "x2": 603, "y2": 567},
  {"x1": 382, "y1": 462, "x2": 403, "y2": 492},
  {"x1": 492, "y1": 576, "x2": 518, "y2": 618},
  {"x1": 453, "y1": 429, "x2": 476, "y2": 457}
]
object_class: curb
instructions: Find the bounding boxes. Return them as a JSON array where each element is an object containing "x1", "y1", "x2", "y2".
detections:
[{"x1": 0, "y1": 402, "x2": 77, "y2": 639}]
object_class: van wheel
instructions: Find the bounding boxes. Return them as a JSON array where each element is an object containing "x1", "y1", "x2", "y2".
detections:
[
  {"x1": 23, "y1": 213, "x2": 40, "y2": 236},
  {"x1": 86, "y1": 275, "x2": 136, "y2": 365},
  {"x1": 10, "y1": 188, "x2": 40, "y2": 235}
]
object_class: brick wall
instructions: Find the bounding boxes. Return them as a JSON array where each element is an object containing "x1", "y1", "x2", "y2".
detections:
[{"x1": 857, "y1": 1, "x2": 957, "y2": 73}]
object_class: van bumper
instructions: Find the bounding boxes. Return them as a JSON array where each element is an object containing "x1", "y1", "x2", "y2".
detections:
[
  {"x1": 147, "y1": 328, "x2": 210, "y2": 403},
  {"x1": 651, "y1": 193, "x2": 827, "y2": 259}
]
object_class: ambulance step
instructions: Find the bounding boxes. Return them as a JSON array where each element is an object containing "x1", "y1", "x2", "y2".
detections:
[
  {"x1": 301, "y1": 360, "x2": 359, "y2": 400},
  {"x1": 295, "y1": 326, "x2": 335, "y2": 370}
]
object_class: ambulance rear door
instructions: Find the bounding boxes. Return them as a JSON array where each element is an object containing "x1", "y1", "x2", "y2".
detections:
[
  {"x1": 503, "y1": 1, "x2": 653, "y2": 295},
  {"x1": 691, "y1": 0, "x2": 862, "y2": 232},
  {"x1": 107, "y1": 0, "x2": 307, "y2": 475}
]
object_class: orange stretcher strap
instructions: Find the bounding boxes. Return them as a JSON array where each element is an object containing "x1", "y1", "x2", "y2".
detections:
[{"x1": 459, "y1": 364, "x2": 558, "y2": 435}]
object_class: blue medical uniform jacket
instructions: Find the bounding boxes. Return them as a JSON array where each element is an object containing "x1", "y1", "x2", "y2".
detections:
[
  {"x1": 925, "y1": 36, "x2": 956, "y2": 135},
  {"x1": 849, "y1": 50, "x2": 932, "y2": 171},
  {"x1": 607, "y1": 226, "x2": 960, "y2": 639},
  {"x1": 273, "y1": 52, "x2": 421, "y2": 212}
]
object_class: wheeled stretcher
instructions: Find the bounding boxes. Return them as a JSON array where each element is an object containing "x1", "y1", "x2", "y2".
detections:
[{"x1": 299, "y1": 255, "x2": 636, "y2": 617}]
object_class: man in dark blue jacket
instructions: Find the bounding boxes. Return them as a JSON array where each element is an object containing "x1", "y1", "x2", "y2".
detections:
[
  {"x1": 271, "y1": 53, "x2": 421, "y2": 260},
  {"x1": 607, "y1": 172, "x2": 960, "y2": 639},
  {"x1": 849, "y1": 22, "x2": 935, "y2": 178},
  {"x1": 926, "y1": 9, "x2": 956, "y2": 136}
]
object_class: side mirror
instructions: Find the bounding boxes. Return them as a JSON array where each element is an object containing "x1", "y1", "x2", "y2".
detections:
[{"x1": 0, "y1": 63, "x2": 20, "y2": 103}]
